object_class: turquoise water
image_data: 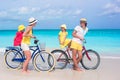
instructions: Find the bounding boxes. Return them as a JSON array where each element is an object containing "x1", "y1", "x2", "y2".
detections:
[{"x1": 0, "y1": 29, "x2": 120, "y2": 55}]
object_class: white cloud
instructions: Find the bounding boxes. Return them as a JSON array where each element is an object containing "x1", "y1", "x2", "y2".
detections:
[
  {"x1": 0, "y1": 11, "x2": 7, "y2": 17},
  {"x1": 0, "y1": 6, "x2": 82, "y2": 20},
  {"x1": 74, "y1": 10, "x2": 82, "y2": 15},
  {"x1": 100, "y1": 1, "x2": 120, "y2": 16},
  {"x1": 18, "y1": 7, "x2": 29, "y2": 14},
  {"x1": 117, "y1": 0, "x2": 120, "y2": 2},
  {"x1": 39, "y1": 8, "x2": 82, "y2": 19}
]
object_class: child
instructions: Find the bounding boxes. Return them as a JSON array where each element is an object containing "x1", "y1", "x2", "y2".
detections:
[
  {"x1": 14, "y1": 25, "x2": 25, "y2": 46},
  {"x1": 58, "y1": 24, "x2": 71, "y2": 49},
  {"x1": 71, "y1": 18, "x2": 88, "y2": 71}
]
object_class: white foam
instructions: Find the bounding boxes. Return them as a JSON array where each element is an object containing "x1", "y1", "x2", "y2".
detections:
[
  {"x1": 100, "y1": 56, "x2": 120, "y2": 59},
  {"x1": 0, "y1": 48, "x2": 5, "y2": 52}
]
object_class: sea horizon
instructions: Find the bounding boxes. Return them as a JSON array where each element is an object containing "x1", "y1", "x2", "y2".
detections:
[
  {"x1": 0, "y1": 29, "x2": 120, "y2": 56},
  {"x1": 0, "y1": 28, "x2": 120, "y2": 30}
]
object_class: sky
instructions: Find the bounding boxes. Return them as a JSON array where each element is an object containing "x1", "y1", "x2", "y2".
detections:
[{"x1": 0, "y1": 0, "x2": 120, "y2": 30}]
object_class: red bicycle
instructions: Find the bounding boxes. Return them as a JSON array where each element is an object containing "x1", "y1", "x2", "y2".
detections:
[{"x1": 49, "y1": 40, "x2": 100, "y2": 70}]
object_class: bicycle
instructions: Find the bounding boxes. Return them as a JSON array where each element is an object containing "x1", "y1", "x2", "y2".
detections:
[
  {"x1": 4, "y1": 38, "x2": 55, "y2": 72},
  {"x1": 48, "y1": 40, "x2": 100, "y2": 70}
]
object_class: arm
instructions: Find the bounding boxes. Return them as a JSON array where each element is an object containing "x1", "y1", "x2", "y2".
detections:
[
  {"x1": 62, "y1": 32, "x2": 68, "y2": 44},
  {"x1": 58, "y1": 35, "x2": 66, "y2": 45},
  {"x1": 58, "y1": 35, "x2": 61, "y2": 44},
  {"x1": 72, "y1": 30, "x2": 84, "y2": 40},
  {"x1": 23, "y1": 26, "x2": 34, "y2": 38}
]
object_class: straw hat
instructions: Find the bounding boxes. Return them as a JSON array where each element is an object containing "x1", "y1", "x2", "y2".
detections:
[
  {"x1": 18, "y1": 25, "x2": 25, "y2": 31},
  {"x1": 80, "y1": 18, "x2": 87, "y2": 22},
  {"x1": 28, "y1": 17, "x2": 37, "y2": 25},
  {"x1": 60, "y1": 24, "x2": 67, "y2": 29}
]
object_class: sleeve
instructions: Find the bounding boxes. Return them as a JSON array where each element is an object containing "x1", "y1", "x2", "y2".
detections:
[
  {"x1": 84, "y1": 27, "x2": 89, "y2": 35},
  {"x1": 58, "y1": 31, "x2": 61, "y2": 36},
  {"x1": 66, "y1": 32, "x2": 68, "y2": 36},
  {"x1": 74, "y1": 26, "x2": 79, "y2": 31}
]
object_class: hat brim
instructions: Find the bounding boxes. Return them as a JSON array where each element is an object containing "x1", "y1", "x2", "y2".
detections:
[
  {"x1": 29, "y1": 20, "x2": 37, "y2": 25},
  {"x1": 60, "y1": 26, "x2": 67, "y2": 29}
]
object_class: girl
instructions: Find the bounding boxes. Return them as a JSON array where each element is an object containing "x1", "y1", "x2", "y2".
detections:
[
  {"x1": 58, "y1": 24, "x2": 71, "y2": 49},
  {"x1": 21, "y1": 17, "x2": 37, "y2": 73},
  {"x1": 71, "y1": 18, "x2": 88, "y2": 71},
  {"x1": 14, "y1": 25, "x2": 25, "y2": 46}
]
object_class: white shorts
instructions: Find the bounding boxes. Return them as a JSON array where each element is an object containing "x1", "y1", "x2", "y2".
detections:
[{"x1": 21, "y1": 43, "x2": 30, "y2": 51}]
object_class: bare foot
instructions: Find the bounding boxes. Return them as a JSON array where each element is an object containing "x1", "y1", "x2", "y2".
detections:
[
  {"x1": 22, "y1": 70, "x2": 30, "y2": 74},
  {"x1": 27, "y1": 70, "x2": 31, "y2": 73},
  {"x1": 22, "y1": 71, "x2": 28, "y2": 74},
  {"x1": 73, "y1": 67, "x2": 82, "y2": 71}
]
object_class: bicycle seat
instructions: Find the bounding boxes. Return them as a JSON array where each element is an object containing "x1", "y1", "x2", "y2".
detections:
[{"x1": 6, "y1": 46, "x2": 20, "y2": 51}]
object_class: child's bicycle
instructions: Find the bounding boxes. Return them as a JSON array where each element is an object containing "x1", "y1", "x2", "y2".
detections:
[
  {"x1": 48, "y1": 39, "x2": 100, "y2": 70},
  {"x1": 4, "y1": 38, "x2": 55, "y2": 72}
]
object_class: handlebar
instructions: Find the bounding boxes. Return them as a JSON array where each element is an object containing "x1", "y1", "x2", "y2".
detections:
[
  {"x1": 33, "y1": 38, "x2": 39, "y2": 44},
  {"x1": 83, "y1": 39, "x2": 87, "y2": 43}
]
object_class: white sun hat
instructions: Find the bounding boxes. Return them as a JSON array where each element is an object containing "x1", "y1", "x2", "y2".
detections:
[
  {"x1": 28, "y1": 17, "x2": 37, "y2": 25},
  {"x1": 60, "y1": 24, "x2": 67, "y2": 29}
]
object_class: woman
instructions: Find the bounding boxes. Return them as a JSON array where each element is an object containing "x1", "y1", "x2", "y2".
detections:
[
  {"x1": 21, "y1": 17, "x2": 37, "y2": 73},
  {"x1": 70, "y1": 18, "x2": 88, "y2": 71}
]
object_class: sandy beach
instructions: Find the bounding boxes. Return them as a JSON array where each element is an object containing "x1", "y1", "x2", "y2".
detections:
[{"x1": 0, "y1": 50, "x2": 120, "y2": 80}]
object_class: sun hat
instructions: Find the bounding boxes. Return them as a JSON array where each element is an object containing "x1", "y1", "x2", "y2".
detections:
[
  {"x1": 80, "y1": 18, "x2": 87, "y2": 22},
  {"x1": 60, "y1": 24, "x2": 67, "y2": 29},
  {"x1": 28, "y1": 17, "x2": 37, "y2": 25},
  {"x1": 18, "y1": 25, "x2": 25, "y2": 31}
]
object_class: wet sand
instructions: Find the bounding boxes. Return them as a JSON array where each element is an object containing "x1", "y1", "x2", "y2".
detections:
[{"x1": 0, "y1": 52, "x2": 120, "y2": 80}]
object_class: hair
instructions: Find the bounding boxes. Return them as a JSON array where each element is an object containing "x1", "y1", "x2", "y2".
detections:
[
  {"x1": 61, "y1": 29, "x2": 66, "y2": 32},
  {"x1": 85, "y1": 23, "x2": 87, "y2": 27},
  {"x1": 80, "y1": 21, "x2": 87, "y2": 27}
]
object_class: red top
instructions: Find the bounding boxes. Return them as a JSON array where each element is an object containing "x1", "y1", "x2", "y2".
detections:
[{"x1": 14, "y1": 31, "x2": 23, "y2": 46}]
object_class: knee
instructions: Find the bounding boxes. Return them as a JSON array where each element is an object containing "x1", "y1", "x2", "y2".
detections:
[
  {"x1": 79, "y1": 54, "x2": 82, "y2": 58},
  {"x1": 26, "y1": 55, "x2": 31, "y2": 61}
]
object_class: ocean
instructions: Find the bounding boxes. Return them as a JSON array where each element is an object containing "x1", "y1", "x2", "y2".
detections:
[{"x1": 0, "y1": 29, "x2": 120, "y2": 55}]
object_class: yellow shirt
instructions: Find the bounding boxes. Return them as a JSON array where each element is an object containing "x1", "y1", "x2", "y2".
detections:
[
  {"x1": 59, "y1": 31, "x2": 68, "y2": 43},
  {"x1": 22, "y1": 30, "x2": 32, "y2": 45}
]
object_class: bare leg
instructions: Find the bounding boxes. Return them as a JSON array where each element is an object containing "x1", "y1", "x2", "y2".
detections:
[
  {"x1": 76, "y1": 50, "x2": 82, "y2": 71},
  {"x1": 77, "y1": 50, "x2": 82, "y2": 64},
  {"x1": 22, "y1": 50, "x2": 31, "y2": 73},
  {"x1": 72, "y1": 49, "x2": 81, "y2": 71}
]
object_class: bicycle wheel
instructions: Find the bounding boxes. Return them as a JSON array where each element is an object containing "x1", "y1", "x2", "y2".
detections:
[
  {"x1": 81, "y1": 50, "x2": 100, "y2": 70},
  {"x1": 48, "y1": 49, "x2": 68, "y2": 69},
  {"x1": 33, "y1": 51, "x2": 55, "y2": 72},
  {"x1": 4, "y1": 50, "x2": 23, "y2": 69}
]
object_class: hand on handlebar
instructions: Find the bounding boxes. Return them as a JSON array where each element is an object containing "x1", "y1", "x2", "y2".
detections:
[
  {"x1": 31, "y1": 35, "x2": 36, "y2": 39},
  {"x1": 83, "y1": 39, "x2": 86, "y2": 43}
]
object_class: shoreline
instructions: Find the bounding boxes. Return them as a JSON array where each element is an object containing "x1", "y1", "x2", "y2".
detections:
[{"x1": 1, "y1": 47, "x2": 120, "y2": 59}]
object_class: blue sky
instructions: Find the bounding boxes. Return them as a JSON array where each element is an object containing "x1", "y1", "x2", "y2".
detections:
[{"x1": 0, "y1": 0, "x2": 120, "y2": 30}]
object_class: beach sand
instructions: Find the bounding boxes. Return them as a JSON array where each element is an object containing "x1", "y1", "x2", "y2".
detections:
[{"x1": 0, "y1": 51, "x2": 120, "y2": 80}]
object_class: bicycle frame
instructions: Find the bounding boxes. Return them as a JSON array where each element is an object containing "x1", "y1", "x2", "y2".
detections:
[
  {"x1": 57, "y1": 45, "x2": 91, "y2": 63},
  {"x1": 6, "y1": 43, "x2": 45, "y2": 62}
]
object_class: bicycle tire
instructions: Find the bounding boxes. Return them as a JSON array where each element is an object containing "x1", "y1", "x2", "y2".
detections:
[
  {"x1": 49, "y1": 49, "x2": 69, "y2": 69},
  {"x1": 4, "y1": 50, "x2": 23, "y2": 69},
  {"x1": 81, "y1": 49, "x2": 100, "y2": 70},
  {"x1": 33, "y1": 51, "x2": 55, "y2": 72}
]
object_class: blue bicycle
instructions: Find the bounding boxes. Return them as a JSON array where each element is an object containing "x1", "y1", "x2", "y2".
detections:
[{"x1": 4, "y1": 39, "x2": 55, "y2": 72}]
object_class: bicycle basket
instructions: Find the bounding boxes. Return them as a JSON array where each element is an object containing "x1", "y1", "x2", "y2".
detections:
[{"x1": 39, "y1": 43, "x2": 46, "y2": 50}]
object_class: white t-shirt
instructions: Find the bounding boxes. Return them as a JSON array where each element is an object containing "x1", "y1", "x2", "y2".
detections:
[{"x1": 72, "y1": 26, "x2": 88, "y2": 44}]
